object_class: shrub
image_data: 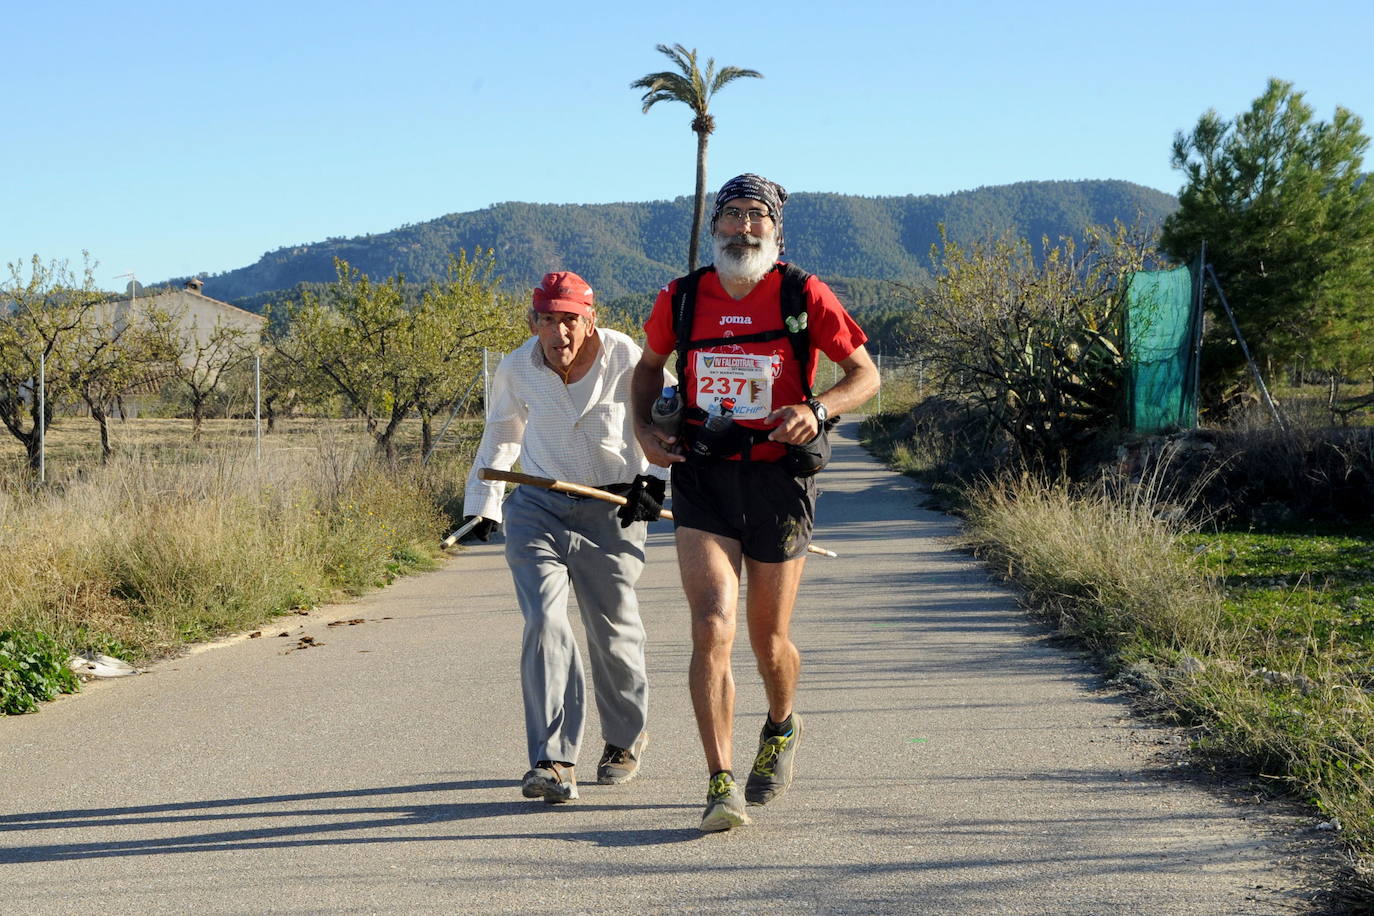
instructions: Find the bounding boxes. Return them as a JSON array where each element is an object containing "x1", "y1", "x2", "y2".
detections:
[
  {"x1": 896, "y1": 223, "x2": 1158, "y2": 472},
  {"x1": 0, "y1": 630, "x2": 79, "y2": 715},
  {"x1": 1114, "y1": 423, "x2": 1374, "y2": 527}
]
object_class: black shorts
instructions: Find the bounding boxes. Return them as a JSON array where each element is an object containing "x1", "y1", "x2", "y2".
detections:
[{"x1": 669, "y1": 460, "x2": 817, "y2": 562}]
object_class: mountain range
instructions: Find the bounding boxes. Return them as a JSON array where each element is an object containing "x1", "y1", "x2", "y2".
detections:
[{"x1": 174, "y1": 179, "x2": 1178, "y2": 313}]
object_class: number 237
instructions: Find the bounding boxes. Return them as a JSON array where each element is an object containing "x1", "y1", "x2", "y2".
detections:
[{"x1": 698, "y1": 376, "x2": 748, "y2": 396}]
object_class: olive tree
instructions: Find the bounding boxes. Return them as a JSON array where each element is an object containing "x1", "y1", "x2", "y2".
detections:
[
  {"x1": 271, "y1": 252, "x2": 523, "y2": 462},
  {"x1": 0, "y1": 255, "x2": 109, "y2": 469}
]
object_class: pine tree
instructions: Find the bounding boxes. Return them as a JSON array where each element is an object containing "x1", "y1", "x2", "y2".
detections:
[{"x1": 1161, "y1": 79, "x2": 1374, "y2": 397}]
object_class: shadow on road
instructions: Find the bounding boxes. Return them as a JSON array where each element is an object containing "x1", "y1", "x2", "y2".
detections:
[{"x1": 0, "y1": 779, "x2": 701, "y2": 861}]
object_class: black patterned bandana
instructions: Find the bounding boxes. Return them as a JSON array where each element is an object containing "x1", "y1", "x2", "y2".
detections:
[{"x1": 711, "y1": 173, "x2": 787, "y2": 253}]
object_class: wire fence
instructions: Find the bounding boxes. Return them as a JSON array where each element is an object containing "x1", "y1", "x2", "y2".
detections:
[{"x1": 814, "y1": 352, "x2": 928, "y2": 416}]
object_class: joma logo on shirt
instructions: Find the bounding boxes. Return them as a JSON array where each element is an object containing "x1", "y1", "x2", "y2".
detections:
[{"x1": 720, "y1": 316, "x2": 752, "y2": 325}]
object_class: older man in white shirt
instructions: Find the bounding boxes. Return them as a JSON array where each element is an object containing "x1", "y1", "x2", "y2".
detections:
[{"x1": 463, "y1": 270, "x2": 664, "y2": 804}]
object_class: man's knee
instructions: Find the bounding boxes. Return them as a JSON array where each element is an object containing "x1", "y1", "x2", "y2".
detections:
[
  {"x1": 752, "y1": 630, "x2": 797, "y2": 667},
  {"x1": 524, "y1": 616, "x2": 575, "y2": 651},
  {"x1": 690, "y1": 602, "x2": 735, "y2": 650}
]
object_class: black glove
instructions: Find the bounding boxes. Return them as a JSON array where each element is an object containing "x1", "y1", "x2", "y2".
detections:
[
  {"x1": 460, "y1": 515, "x2": 499, "y2": 543},
  {"x1": 617, "y1": 475, "x2": 666, "y2": 528}
]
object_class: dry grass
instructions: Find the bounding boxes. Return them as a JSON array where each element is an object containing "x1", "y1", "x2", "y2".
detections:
[
  {"x1": 0, "y1": 419, "x2": 467, "y2": 663},
  {"x1": 962, "y1": 472, "x2": 1226, "y2": 655},
  {"x1": 1268, "y1": 378, "x2": 1374, "y2": 430}
]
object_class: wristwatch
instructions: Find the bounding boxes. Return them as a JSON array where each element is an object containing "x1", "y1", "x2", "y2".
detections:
[{"x1": 805, "y1": 397, "x2": 828, "y2": 425}]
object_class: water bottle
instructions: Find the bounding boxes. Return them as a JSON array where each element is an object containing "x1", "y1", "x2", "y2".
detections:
[
  {"x1": 649, "y1": 385, "x2": 683, "y2": 438},
  {"x1": 691, "y1": 397, "x2": 736, "y2": 458}
]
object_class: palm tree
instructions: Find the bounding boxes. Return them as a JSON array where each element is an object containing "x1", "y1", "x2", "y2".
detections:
[{"x1": 631, "y1": 44, "x2": 762, "y2": 272}]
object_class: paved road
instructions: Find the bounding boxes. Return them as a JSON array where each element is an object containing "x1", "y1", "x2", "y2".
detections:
[{"x1": 0, "y1": 421, "x2": 1335, "y2": 914}]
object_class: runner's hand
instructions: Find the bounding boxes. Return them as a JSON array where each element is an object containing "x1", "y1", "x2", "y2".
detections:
[
  {"x1": 635, "y1": 423, "x2": 686, "y2": 466},
  {"x1": 765, "y1": 404, "x2": 819, "y2": 445}
]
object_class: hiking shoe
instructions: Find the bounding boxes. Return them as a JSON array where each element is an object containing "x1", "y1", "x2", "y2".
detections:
[
  {"x1": 745, "y1": 713, "x2": 803, "y2": 805},
  {"x1": 521, "y1": 761, "x2": 578, "y2": 804},
  {"x1": 700, "y1": 771, "x2": 750, "y2": 832},
  {"x1": 597, "y1": 732, "x2": 649, "y2": 785}
]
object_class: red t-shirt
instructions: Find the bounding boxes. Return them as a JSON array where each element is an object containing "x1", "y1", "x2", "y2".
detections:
[{"x1": 644, "y1": 265, "x2": 868, "y2": 461}]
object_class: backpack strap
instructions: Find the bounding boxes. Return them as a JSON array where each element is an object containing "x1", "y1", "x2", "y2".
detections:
[
  {"x1": 777, "y1": 263, "x2": 815, "y2": 400},
  {"x1": 671, "y1": 266, "x2": 714, "y2": 392}
]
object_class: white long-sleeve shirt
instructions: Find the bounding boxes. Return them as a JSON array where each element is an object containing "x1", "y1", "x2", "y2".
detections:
[{"x1": 463, "y1": 328, "x2": 666, "y2": 523}]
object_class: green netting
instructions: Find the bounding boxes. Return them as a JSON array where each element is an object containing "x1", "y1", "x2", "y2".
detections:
[{"x1": 1125, "y1": 265, "x2": 1200, "y2": 433}]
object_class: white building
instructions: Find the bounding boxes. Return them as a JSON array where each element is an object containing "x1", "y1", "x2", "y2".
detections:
[{"x1": 102, "y1": 278, "x2": 266, "y2": 361}]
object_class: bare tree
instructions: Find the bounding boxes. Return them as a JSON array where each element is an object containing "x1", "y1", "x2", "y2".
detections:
[{"x1": 68, "y1": 303, "x2": 177, "y2": 460}]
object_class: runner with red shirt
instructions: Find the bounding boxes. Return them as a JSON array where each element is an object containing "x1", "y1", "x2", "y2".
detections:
[
  {"x1": 631, "y1": 173, "x2": 880, "y2": 832},
  {"x1": 642, "y1": 265, "x2": 868, "y2": 464}
]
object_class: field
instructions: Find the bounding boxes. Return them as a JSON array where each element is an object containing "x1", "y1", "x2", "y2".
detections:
[
  {"x1": 0, "y1": 413, "x2": 484, "y2": 715},
  {"x1": 0, "y1": 413, "x2": 482, "y2": 482}
]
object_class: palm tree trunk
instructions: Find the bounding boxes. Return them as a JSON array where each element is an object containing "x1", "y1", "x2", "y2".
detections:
[{"x1": 690, "y1": 129, "x2": 710, "y2": 272}]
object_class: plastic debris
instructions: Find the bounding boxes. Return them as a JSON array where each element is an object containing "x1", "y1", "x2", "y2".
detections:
[{"x1": 67, "y1": 652, "x2": 137, "y2": 678}]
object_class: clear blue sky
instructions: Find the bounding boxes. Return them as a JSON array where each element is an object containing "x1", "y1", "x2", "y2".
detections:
[{"x1": 7, "y1": 0, "x2": 1372, "y2": 288}]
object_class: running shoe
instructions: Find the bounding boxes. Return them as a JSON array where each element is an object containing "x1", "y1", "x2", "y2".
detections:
[
  {"x1": 700, "y1": 771, "x2": 750, "y2": 832},
  {"x1": 745, "y1": 712, "x2": 803, "y2": 805}
]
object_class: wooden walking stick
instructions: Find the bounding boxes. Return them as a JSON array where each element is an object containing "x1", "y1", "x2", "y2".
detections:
[{"x1": 475, "y1": 468, "x2": 838, "y2": 558}]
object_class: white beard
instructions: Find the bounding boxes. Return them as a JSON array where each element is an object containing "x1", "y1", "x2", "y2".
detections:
[{"x1": 712, "y1": 230, "x2": 780, "y2": 285}]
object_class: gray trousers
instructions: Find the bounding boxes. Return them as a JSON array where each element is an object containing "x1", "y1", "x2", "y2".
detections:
[{"x1": 503, "y1": 485, "x2": 650, "y2": 768}]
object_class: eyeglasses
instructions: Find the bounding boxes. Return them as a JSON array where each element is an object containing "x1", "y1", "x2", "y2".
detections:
[{"x1": 718, "y1": 206, "x2": 773, "y2": 226}]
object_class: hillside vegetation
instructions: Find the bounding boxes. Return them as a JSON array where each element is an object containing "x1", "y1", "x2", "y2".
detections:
[{"x1": 175, "y1": 180, "x2": 1176, "y2": 308}]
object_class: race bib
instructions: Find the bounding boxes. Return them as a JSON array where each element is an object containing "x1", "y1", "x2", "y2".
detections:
[{"x1": 693, "y1": 352, "x2": 775, "y2": 420}]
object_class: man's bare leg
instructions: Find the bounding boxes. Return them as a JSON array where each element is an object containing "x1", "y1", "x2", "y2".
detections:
[
  {"x1": 739, "y1": 553, "x2": 807, "y2": 806},
  {"x1": 743, "y1": 555, "x2": 806, "y2": 723},
  {"x1": 676, "y1": 526, "x2": 743, "y2": 774}
]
